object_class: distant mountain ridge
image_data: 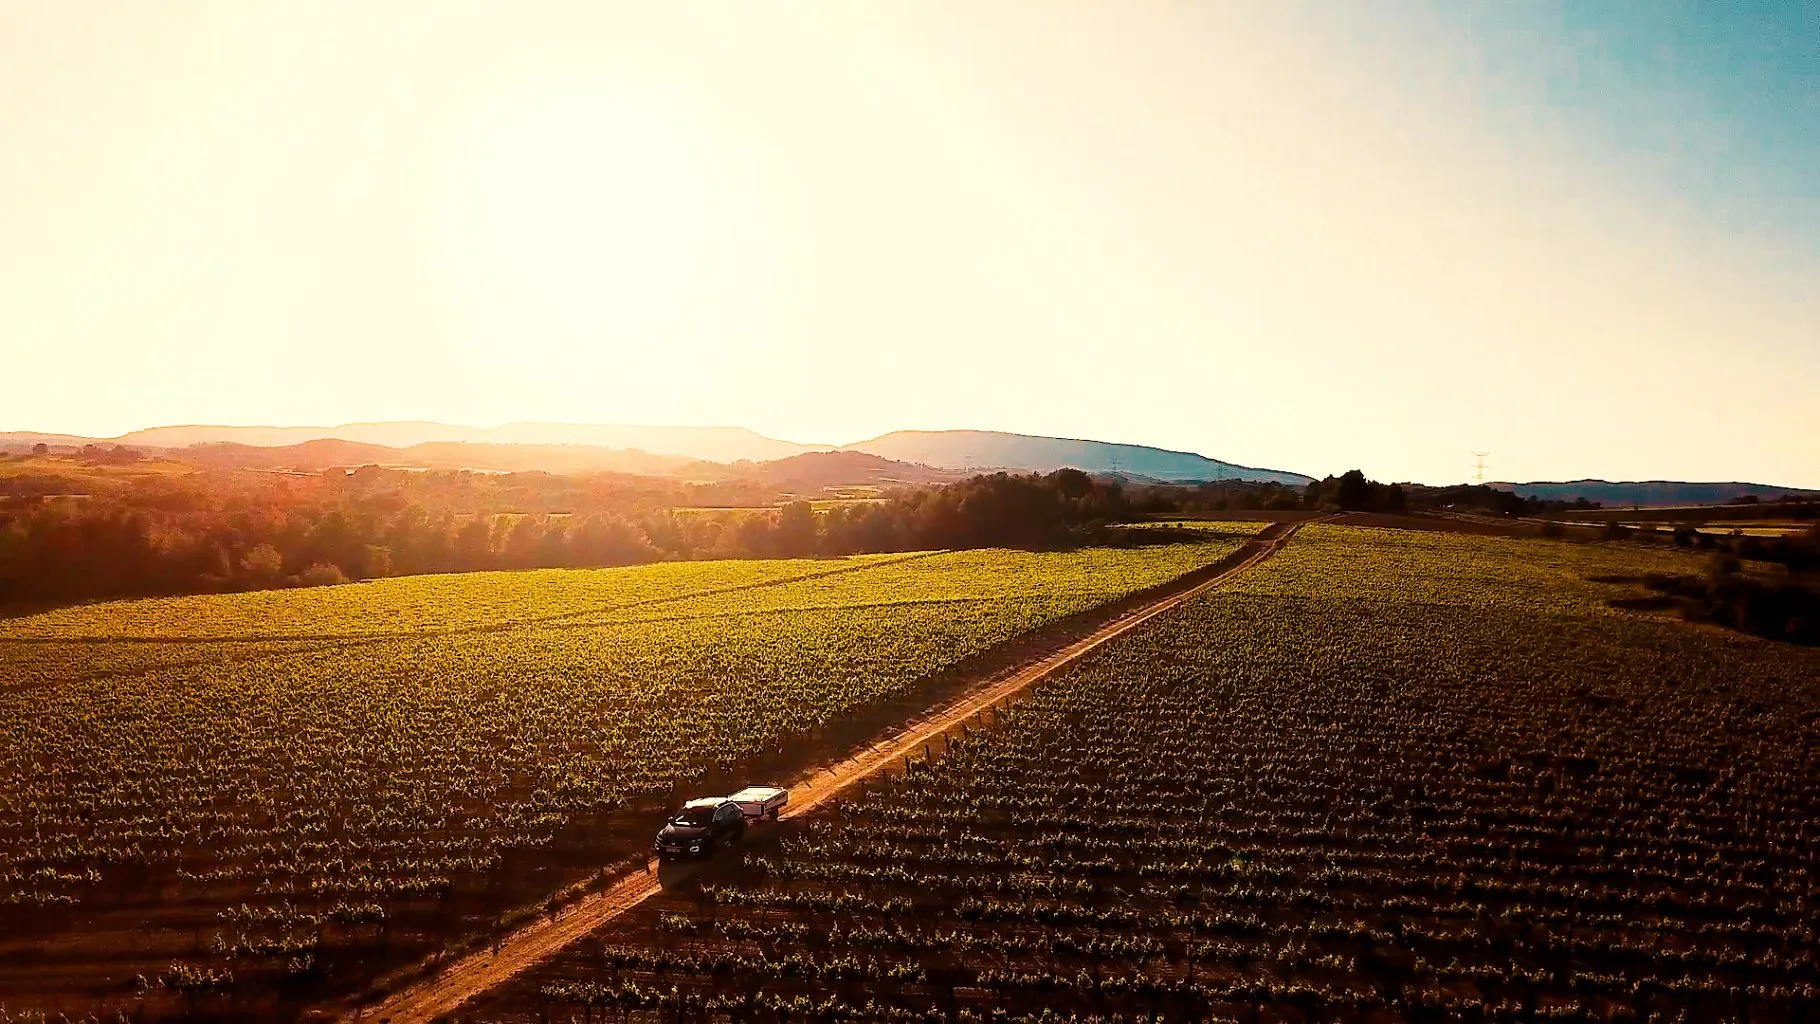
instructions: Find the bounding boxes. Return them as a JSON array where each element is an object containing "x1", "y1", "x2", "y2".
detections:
[
  {"x1": 722, "y1": 450, "x2": 960, "y2": 489},
  {"x1": 7, "y1": 424, "x2": 1812, "y2": 499},
  {"x1": 111, "y1": 422, "x2": 824, "y2": 463},
  {"x1": 171, "y1": 439, "x2": 705, "y2": 477},
  {"x1": 1495, "y1": 479, "x2": 1819, "y2": 508},
  {"x1": 0, "y1": 431, "x2": 94, "y2": 448},
  {"x1": 845, "y1": 429, "x2": 1312, "y2": 485},
  {"x1": 1, "y1": 422, "x2": 1311, "y2": 485}
]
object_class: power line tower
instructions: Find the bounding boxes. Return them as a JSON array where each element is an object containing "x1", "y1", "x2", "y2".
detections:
[{"x1": 1471, "y1": 451, "x2": 1491, "y2": 485}]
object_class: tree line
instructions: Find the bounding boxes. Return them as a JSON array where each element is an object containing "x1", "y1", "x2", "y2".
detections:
[
  {"x1": 0, "y1": 466, "x2": 1134, "y2": 604},
  {"x1": 1130, "y1": 470, "x2": 1590, "y2": 517},
  {"x1": 18, "y1": 452, "x2": 1809, "y2": 630}
]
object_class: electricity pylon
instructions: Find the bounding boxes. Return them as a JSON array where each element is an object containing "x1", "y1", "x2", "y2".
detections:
[{"x1": 1471, "y1": 451, "x2": 1491, "y2": 485}]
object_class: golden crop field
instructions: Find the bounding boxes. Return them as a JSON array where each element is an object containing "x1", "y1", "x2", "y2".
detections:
[
  {"x1": 0, "y1": 531, "x2": 1261, "y2": 1013},
  {"x1": 468, "y1": 526, "x2": 1820, "y2": 1023}
]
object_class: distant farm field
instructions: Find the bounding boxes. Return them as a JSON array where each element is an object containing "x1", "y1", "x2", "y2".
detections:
[
  {"x1": 0, "y1": 532, "x2": 1261, "y2": 1014},
  {"x1": 1685, "y1": 523, "x2": 1809, "y2": 537},
  {"x1": 468, "y1": 526, "x2": 1820, "y2": 1023}
]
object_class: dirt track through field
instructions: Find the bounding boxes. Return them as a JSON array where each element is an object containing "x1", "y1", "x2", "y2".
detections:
[{"x1": 346, "y1": 521, "x2": 1311, "y2": 1024}]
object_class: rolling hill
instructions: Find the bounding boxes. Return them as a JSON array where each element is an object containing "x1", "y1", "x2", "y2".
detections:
[
  {"x1": 159, "y1": 439, "x2": 959, "y2": 484},
  {"x1": 170, "y1": 440, "x2": 702, "y2": 477},
  {"x1": 17, "y1": 421, "x2": 1312, "y2": 485},
  {"x1": 112, "y1": 422, "x2": 825, "y2": 463},
  {"x1": 729, "y1": 450, "x2": 959, "y2": 489},
  {"x1": 20, "y1": 421, "x2": 1815, "y2": 502},
  {"x1": 0, "y1": 431, "x2": 99, "y2": 450},
  {"x1": 844, "y1": 429, "x2": 1312, "y2": 485}
]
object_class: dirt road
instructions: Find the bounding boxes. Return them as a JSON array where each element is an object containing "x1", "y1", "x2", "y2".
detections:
[{"x1": 347, "y1": 520, "x2": 1308, "y2": 1024}]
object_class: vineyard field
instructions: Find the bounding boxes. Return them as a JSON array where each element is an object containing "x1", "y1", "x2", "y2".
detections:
[
  {"x1": 1, "y1": 556, "x2": 907, "y2": 641},
  {"x1": 0, "y1": 529, "x2": 1262, "y2": 1015},
  {"x1": 467, "y1": 525, "x2": 1820, "y2": 1023}
]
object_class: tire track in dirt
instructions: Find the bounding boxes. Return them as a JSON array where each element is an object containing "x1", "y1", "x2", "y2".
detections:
[{"x1": 344, "y1": 520, "x2": 1314, "y2": 1024}]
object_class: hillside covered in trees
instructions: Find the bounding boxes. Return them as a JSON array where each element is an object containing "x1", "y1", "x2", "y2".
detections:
[
  {"x1": 7, "y1": 453, "x2": 1813, "y2": 623},
  {"x1": 0, "y1": 458, "x2": 1132, "y2": 604}
]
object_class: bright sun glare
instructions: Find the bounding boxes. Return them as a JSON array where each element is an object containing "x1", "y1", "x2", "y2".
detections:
[{"x1": 442, "y1": 84, "x2": 729, "y2": 360}]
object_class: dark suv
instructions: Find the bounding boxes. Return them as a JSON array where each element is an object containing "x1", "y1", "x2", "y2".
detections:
[{"x1": 654, "y1": 798, "x2": 746, "y2": 860}]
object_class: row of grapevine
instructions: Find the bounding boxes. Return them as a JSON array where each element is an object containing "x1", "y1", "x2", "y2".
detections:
[
  {"x1": 0, "y1": 534, "x2": 1259, "y2": 1014},
  {"x1": 471, "y1": 526, "x2": 1820, "y2": 1023}
]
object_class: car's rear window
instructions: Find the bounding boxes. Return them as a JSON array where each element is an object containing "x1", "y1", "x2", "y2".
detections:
[{"x1": 673, "y1": 807, "x2": 715, "y2": 826}]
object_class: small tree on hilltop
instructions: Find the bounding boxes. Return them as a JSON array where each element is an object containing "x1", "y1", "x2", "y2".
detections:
[
  {"x1": 1335, "y1": 470, "x2": 1375, "y2": 511},
  {"x1": 1049, "y1": 468, "x2": 1093, "y2": 501}
]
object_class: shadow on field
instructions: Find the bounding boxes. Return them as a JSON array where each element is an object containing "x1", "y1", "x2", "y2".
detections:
[
  {"x1": 655, "y1": 859, "x2": 701, "y2": 892},
  {"x1": 655, "y1": 820, "x2": 792, "y2": 893},
  {"x1": 0, "y1": 597, "x2": 101, "y2": 622}
]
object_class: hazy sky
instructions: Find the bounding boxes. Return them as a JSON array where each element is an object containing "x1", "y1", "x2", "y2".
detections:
[{"x1": 3, "y1": 2, "x2": 1816, "y2": 485}]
